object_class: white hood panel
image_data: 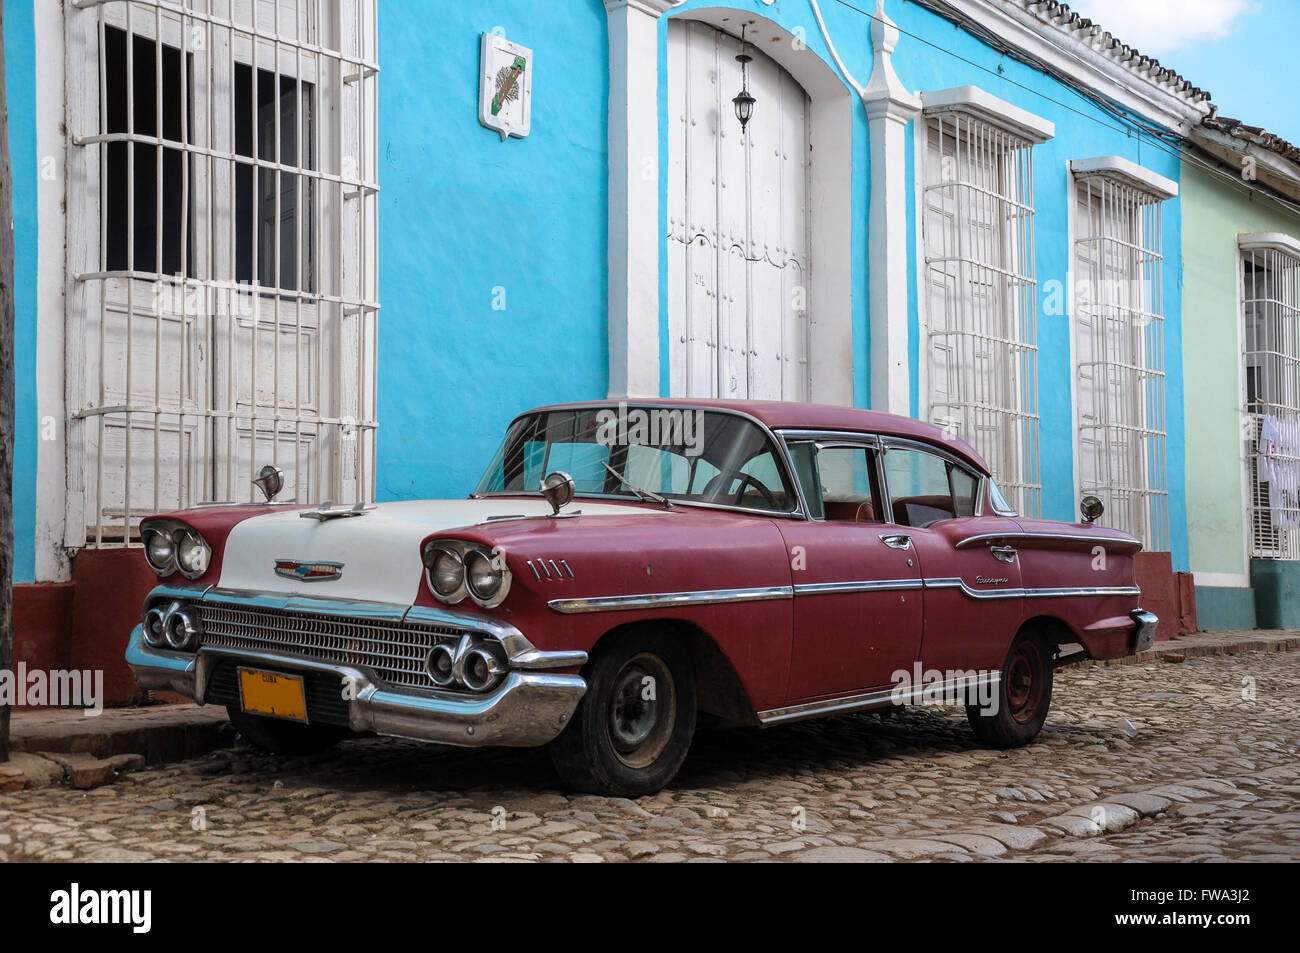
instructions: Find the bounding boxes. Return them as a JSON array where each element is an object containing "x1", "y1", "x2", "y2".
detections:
[{"x1": 215, "y1": 499, "x2": 650, "y2": 605}]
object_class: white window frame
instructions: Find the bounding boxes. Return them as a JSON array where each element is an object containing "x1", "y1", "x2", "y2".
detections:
[
  {"x1": 1068, "y1": 156, "x2": 1175, "y2": 552},
  {"x1": 1239, "y1": 232, "x2": 1300, "y2": 560},
  {"x1": 64, "y1": 0, "x2": 379, "y2": 548},
  {"x1": 917, "y1": 87, "x2": 1053, "y2": 519}
]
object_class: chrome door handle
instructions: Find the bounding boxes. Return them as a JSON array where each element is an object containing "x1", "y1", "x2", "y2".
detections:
[
  {"x1": 990, "y1": 545, "x2": 1018, "y2": 563},
  {"x1": 879, "y1": 533, "x2": 912, "y2": 550}
]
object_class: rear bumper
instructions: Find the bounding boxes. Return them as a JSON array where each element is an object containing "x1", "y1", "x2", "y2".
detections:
[
  {"x1": 126, "y1": 625, "x2": 587, "y2": 748},
  {"x1": 1130, "y1": 608, "x2": 1159, "y2": 654}
]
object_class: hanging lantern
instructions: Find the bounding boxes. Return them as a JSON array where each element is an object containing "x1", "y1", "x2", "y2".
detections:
[{"x1": 733, "y1": 27, "x2": 755, "y2": 134}]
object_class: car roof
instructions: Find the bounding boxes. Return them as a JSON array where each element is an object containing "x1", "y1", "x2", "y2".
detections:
[{"x1": 524, "y1": 398, "x2": 993, "y2": 476}]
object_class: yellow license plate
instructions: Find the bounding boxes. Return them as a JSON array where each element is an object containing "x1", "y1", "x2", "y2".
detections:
[{"x1": 238, "y1": 668, "x2": 308, "y2": 723}]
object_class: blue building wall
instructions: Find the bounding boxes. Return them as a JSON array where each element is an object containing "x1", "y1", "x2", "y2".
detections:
[
  {"x1": 5, "y1": 0, "x2": 37, "y2": 583},
  {"x1": 887, "y1": 0, "x2": 1188, "y2": 569},
  {"x1": 372, "y1": 0, "x2": 1189, "y2": 567},
  {"x1": 375, "y1": 0, "x2": 610, "y2": 502},
  {"x1": 0, "y1": 0, "x2": 1191, "y2": 578}
]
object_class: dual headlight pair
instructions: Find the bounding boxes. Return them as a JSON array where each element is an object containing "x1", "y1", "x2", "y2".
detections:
[
  {"x1": 143, "y1": 601, "x2": 203, "y2": 652},
  {"x1": 422, "y1": 540, "x2": 511, "y2": 609},
  {"x1": 142, "y1": 520, "x2": 213, "y2": 579}
]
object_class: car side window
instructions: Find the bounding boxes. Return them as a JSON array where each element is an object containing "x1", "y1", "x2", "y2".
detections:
[
  {"x1": 883, "y1": 445, "x2": 978, "y2": 526},
  {"x1": 788, "y1": 442, "x2": 883, "y2": 522}
]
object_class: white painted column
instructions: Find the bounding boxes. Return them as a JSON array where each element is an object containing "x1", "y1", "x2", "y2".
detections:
[
  {"x1": 35, "y1": 0, "x2": 70, "y2": 580},
  {"x1": 605, "y1": 1, "x2": 680, "y2": 398},
  {"x1": 859, "y1": 1, "x2": 919, "y2": 415}
]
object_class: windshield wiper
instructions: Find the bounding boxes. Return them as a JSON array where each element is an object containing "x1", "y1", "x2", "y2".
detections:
[{"x1": 601, "y1": 461, "x2": 675, "y2": 509}]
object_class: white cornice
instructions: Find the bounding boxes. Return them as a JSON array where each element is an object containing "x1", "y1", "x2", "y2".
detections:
[
  {"x1": 1239, "y1": 232, "x2": 1300, "y2": 259},
  {"x1": 1188, "y1": 125, "x2": 1300, "y2": 208},
  {"x1": 909, "y1": 0, "x2": 1212, "y2": 136},
  {"x1": 1070, "y1": 155, "x2": 1178, "y2": 200},
  {"x1": 921, "y1": 85, "x2": 1054, "y2": 143},
  {"x1": 603, "y1": 0, "x2": 683, "y2": 17}
]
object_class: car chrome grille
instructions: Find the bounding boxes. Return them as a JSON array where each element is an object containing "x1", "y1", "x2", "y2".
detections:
[{"x1": 197, "y1": 603, "x2": 470, "y2": 691}]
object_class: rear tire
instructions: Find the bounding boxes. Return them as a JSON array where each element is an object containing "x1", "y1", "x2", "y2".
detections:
[
  {"x1": 966, "y1": 632, "x2": 1053, "y2": 748},
  {"x1": 226, "y1": 706, "x2": 348, "y2": 755},
  {"x1": 549, "y1": 630, "x2": 697, "y2": 796}
]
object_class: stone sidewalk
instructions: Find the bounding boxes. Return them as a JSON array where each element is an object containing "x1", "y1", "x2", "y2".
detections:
[
  {"x1": 2, "y1": 647, "x2": 1297, "y2": 862},
  {"x1": 1, "y1": 627, "x2": 1296, "y2": 793}
]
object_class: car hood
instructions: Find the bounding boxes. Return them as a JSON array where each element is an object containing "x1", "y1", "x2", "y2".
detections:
[{"x1": 214, "y1": 498, "x2": 659, "y2": 605}]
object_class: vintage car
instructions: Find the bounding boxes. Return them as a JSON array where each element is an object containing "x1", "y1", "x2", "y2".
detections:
[{"x1": 127, "y1": 399, "x2": 1156, "y2": 796}]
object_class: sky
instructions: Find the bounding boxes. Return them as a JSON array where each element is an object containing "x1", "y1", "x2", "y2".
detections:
[{"x1": 1064, "y1": 0, "x2": 1300, "y2": 144}]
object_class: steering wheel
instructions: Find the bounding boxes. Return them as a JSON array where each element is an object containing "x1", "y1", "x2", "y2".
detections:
[{"x1": 703, "y1": 470, "x2": 778, "y2": 509}]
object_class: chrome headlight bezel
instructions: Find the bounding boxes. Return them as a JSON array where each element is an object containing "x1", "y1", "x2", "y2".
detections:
[
  {"x1": 423, "y1": 542, "x2": 468, "y2": 605},
  {"x1": 142, "y1": 525, "x2": 178, "y2": 575},
  {"x1": 464, "y1": 548, "x2": 512, "y2": 609},
  {"x1": 422, "y1": 540, "x2": 512, "y2": 609},
  {"x1": 142, "y1": 521, "x2": 211, "y2": 579},
  {"x1": 176, "y1": 530, "x2": 213, "y2": 579}
]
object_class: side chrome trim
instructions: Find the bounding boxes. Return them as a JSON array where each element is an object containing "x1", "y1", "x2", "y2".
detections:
[
  {"x1": 793, "y1": 578, "x2": 923, "y2": 596},
  {"x1": 547, "y1": 585, "x2": 794, "y2": 614},
  {"x1": 758, "y1": 672, "x2": 1002, "y2": 725},
  {"x1": 548, "y1": 577, "x2": 1140, "y2": 613},
  {"x1": 954, "y1": 531, "x2": 1142, "y2": 550},
  {"x1": 923, "y1": 577, "x2": 1141, "y2": 600}
]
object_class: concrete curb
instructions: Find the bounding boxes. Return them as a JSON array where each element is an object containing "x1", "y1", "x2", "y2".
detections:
[{"x1": 1071, "y1": 629, "x2": 1300, "y2": 668}]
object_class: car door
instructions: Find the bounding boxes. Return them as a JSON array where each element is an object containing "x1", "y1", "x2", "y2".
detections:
[
  {"x1": 879, "y1": 440, "x2": 1025, "y2": 676},
  {"x1": 778, "y1": 437, "x2": 924, "y2": 700}
]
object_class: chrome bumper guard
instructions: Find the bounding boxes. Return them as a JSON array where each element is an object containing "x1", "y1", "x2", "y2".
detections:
[
  {"x1": 1129, "y1": 608, "x2": 1159, "y2": 654},
  {"x1": 126, "y1": 586, "x2": 588, "y2": 748}
]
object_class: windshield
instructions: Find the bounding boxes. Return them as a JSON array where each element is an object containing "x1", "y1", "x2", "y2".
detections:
[{"x1": 475, "y1": 406, "x2": 797, "y2": 513}]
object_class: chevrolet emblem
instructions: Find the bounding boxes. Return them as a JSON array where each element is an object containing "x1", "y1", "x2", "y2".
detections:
[{"x1": 275, "y1": 559, "x2": 344, "y2": 582}]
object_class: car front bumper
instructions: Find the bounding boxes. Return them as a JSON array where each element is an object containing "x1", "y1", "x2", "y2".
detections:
[{"x1": 126, "y1": 590, "x2": 588, "y2": 748}]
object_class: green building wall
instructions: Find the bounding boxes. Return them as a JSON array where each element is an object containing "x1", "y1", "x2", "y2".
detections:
[{"x1": 1181, "y1": 158, "x2": 1300, "y2": 629}]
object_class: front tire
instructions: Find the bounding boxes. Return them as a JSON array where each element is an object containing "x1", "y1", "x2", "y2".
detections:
[
  {"x1": 226, "y1": 706, "x2": 348, "y2": 755},
  {"x1": 966, "y1": 632, "x2": 1053, "y2": 748},
  {"x1": 549, "y1": 630, "x2": 697, "y2": 796}
]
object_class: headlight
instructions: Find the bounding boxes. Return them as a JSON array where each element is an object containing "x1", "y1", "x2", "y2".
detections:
[
  {"x1": 176, "y1": 531, "x2": 212, "y2": 579},
  {"x1": 143, "y1": 526, "x2": 177, "y2": 575},
  {"x1": 465, "y1": 549, "x2": 511, "y2": 608},
  {"x1": 460, "y1": 645, "x2": 506, "y2": 693},
  {"x1": 423, "y1": 544, "x2": 466, "y2": 604},
  {"x1": 143, "y1": 522, "x2": 211, "y2": 579},
  {"x1": 143, "y1": 606, "x2": 169, "y2": 648}
]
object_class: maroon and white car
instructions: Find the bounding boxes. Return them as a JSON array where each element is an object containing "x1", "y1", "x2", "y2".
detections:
[{"x1": 127, "y1": 399, "x2": 1156, "y2": 796}]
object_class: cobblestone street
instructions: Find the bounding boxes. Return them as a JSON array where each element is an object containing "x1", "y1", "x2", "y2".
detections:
[{"x1": 2, "y1": 649, "x2": 1298, "y2": 863}]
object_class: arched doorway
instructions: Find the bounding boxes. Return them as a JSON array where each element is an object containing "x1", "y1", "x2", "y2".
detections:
[{"x1": 667, "y1": 18, "x2": 812, "y2": 401}]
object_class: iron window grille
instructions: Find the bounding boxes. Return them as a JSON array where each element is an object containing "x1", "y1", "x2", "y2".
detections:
[
  {"x1": 921, "y1": 114, "x2": 1040, "y2": 517},
  {"x1": 65, "y1": 0, "x2": 379, "y2": 547},
  {"x1": 1241, "y1": 239, "x2": 1300, "y2": 560},
  {"x1": 1073, "y1": 172, "x2": 1168, "y2": 551}
]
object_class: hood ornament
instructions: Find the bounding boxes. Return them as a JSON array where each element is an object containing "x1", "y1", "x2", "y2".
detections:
[
  {"x1": 252, "y1": 464, "x2": 285, "y2": 502},
  {"x1": 300, "y1": 500, "x2": 377, "y2": 521}
]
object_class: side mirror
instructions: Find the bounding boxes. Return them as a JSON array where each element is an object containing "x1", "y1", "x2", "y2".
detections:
[
  {"x1": 252, "y1": 464, "x2": 285, "y2": 502},
  {"x1": 540, "y1": 471, "x2": 576, "y2": 515},
  {"x1": 1080, "y1": 495, "x2": 1104, "y2": 524}
]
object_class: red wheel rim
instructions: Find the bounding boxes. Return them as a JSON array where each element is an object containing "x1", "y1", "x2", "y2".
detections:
[{"x1": 1004, "y1": 641, "x2": 1044, "y2": 724}]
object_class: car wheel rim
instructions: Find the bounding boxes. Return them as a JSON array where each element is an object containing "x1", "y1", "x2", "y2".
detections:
[
  {"x1": 606, "y1": 652, "x2": 676, "y2": 769},
  {"x1": 1005, "y1": 642, "x2": 1044, "y2": 724}
]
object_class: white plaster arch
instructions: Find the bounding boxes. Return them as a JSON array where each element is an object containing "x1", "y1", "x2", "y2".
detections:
[
  {"x1": 666, "y1": 6, "x2": 856, "y2": 404},
  {"x1": 602, "y1": 0, "x2": 855, "y2": 404}
]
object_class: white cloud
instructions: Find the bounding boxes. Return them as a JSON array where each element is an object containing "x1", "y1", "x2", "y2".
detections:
[{"x1": 1062, "y1": 0, "x2": 1253, "y2": 55}]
